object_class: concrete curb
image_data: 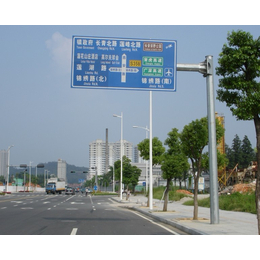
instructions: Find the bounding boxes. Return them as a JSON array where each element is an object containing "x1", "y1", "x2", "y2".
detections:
[
  {"x1": 110, "y1": 197, "x2": 207, "y2": 235},
  {"x1": 129, "y1": 206, "x2": 206, "y2": 235}
]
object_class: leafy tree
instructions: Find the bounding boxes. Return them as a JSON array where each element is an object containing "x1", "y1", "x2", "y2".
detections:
[
  {"x1": 137, "y1": 137, "x2": 165, "y2": 165},
  {"x1": 180, "y1": 117, "x2": 224, "y2": 220},
  {"x1": 138, "y1": 137, "x2": 165, "y2": 206},
  {"x1": 201, "y1": 150, "x2": 229, "y2": 173},
  {"x1": 114, "y1": 159, "x2": 121, "y2": 183},
  {"x1": 216, "y1": 30, "x2": 260, "y2": 234},
  {"x1": 100, "y1": 172, "x2": 111, "y2": 191},
  {"x1": 225, "y1": 135, "x2": 255, "y2": 170},
  {"x1": 225, "y1": 143, "x2": 233, "y2": 168},
  {"x1": 114, "y1": 156, "x2": 141, "y2": 199},
  {"x1": 161, "y1": 128, "x2": 189, "y2": 211},
  {"x1": 85, "y1": 176, "x2": 95, "y2": 188},
  {"x1": 241, "y1": 135, "x2": 256, "y2": 168},
  {"x1": 231, "y1": 134, "x2": 243, "y2": 168},
  {"x1": 130, "y1": 165, "x2": 141, "y2": 195},
  {"x1": 0, "y1": 175, "x2": 5, "y2": 183},
  {"x1": 121, "y1": 156, "x2": 134, "y2": 194}
]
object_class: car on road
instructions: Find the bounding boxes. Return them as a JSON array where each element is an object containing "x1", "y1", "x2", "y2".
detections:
[{"x1": 65, "y1": 187, "x2": 75, "y2": 195}]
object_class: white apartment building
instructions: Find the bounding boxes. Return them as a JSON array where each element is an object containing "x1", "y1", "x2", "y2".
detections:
[
  {"x1": 57, "y1": 159, "x2": 67, "y2": 182},
  {"x1": 0, "y1": 150, "x2": 8, "y2": 179},
  {"x1": 89, "y1": 139, "x2": 133, "y2": 180},
  {"x1": 133, "y1": 145, "x2": 146, "y2": 163}
]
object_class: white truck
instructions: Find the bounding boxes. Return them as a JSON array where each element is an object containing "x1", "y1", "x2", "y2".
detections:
[{"x1": 46, "y1": 177, "x2": 66, "y2": 194}]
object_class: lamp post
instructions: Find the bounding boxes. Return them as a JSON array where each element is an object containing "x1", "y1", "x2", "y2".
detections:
[
  {"x1": 35, "y1": 164, "x2": 44, "y2": 191},
  {"x1": 29, "y1": 161, "x2": 33, "y2": 192},
  {"x1": 20, "y1": 164, "x2": 27, "y2": 192},
  {"x1": 112, "y1": 164, "x2": 115, "y2": 193},
  {"x1": 133, "y1": 126, "x2": 149, "y2": 193},
  {"x1": 44, "y1": 170, "x2": 50, "y2": 188},
  {"x1": 6, "y1": 145, "x2": 14, "y2": 192},
  {"x1": 109, "y1": 147, "x2": 116, "y2": 193},
  {"x1": 113, "y1": 112, "x2": 123, "y2": 200},
  {"x1": 91, "y1": 166, "x2": 98, "y2": 191}
]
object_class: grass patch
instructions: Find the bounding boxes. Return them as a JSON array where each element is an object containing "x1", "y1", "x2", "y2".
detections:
[
  {"x1": 92, "y1": 191, "x2": 118, "y2": 196},
  {"x1": 183, "y1": 192, "x2": 256, "y2": 214},
  {"x1": 153, "y1": 186, "x2": 191, "y2": 201}
]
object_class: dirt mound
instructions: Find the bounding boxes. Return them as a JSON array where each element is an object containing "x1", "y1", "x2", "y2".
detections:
[
  {"x1": 232, "y1": 183, "x2": 256, "y2": 194},
  {"x1": 176, "y1": 189, "x2": 193, "y2": 195}
]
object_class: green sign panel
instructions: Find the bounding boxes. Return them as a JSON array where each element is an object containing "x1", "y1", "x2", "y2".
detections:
[
  {"x1": 142, "y1": 67, "x2": 163, "y2": 77},
  {"x1": 142, "y1": 56, "x2": 163, "y2": 66}
]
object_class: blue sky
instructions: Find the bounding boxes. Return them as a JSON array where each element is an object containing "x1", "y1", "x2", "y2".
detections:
[{"x1": 1, "y1": 3, "x2": 259, "y2": 168}]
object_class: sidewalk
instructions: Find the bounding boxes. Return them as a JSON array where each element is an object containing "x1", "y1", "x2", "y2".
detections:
[{"x1": 110, "y1": 194, "x2": 258, "y2": 235}]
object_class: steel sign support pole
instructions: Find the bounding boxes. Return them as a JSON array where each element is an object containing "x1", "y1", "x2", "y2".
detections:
[
  {"x1": 6, "y1": 145, "x2": 14, "y2": 193},
  {"x1": 149, "y1": 91, "x2": 153, "y2": 210},
  {"x1": 120, "y1": 112, "x2": 123, "y2": 201},
  {"x1": 205, "y1": 56, "x2": 219, "y2": 224},
  {"x1": 177, "y1": 55, "x2": 219, "y2": 224}
]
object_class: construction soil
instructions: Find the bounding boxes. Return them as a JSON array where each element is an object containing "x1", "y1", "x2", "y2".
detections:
[
  {"x1": 176, "y1": 189, "x2": 193, "y2": 195},
  {"x1": 232, "y1": 183, "x2": 256, "y2": 194}
]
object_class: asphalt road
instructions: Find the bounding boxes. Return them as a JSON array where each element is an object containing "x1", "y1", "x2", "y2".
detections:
[{"x1": 0, "y1": 193, "x2": 184, "y2": 235}]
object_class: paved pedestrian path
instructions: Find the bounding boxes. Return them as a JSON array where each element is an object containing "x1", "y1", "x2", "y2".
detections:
[{"x1": 111, "y1": 194, "x2": 258, "y2": 235}]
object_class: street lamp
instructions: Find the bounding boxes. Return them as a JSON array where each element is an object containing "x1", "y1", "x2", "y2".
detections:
[
  {"x1": 44, "y1": 170, "x2": 50, "y2": 188},
  {"x1": 133, "y1": 126, "x2": 149, "y2": 193},
  {"x1": 29, "y1": 161, "x2": 33, "y2": 192},
  {"x1": 20, "y1": 164, "x2": 27, "y2": 192},
  {"x1": 6, "y1": 145, "x2": 14, "y2": 192},
  {"x1": 35, "y1": 164, "x2": 44, "y2": 191},
  {"x1": 113, "y1": 112, "x2": 123, "y2": 200},
  {"x1": 91, "y1": 166, "x2": 98, "y2": 191}
]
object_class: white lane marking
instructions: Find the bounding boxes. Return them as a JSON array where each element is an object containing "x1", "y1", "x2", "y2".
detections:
[
  {"x1": 89, "y1": 195, "x2": 96, "y2": 211},
  {"x1": 108, "y1": 198, "x2": 117, "y2": 204},
  {"x1": 21, "y1": 207, "x2": 33, "y2": 210},
  {"x1": 66, "y1": 208, "x2": 78, "y2": 210},
  {"x1": 132, "y1": 211, "x2": 180, "y2": 235},
  {"x1": 1, "y1": 207, "x2": 7, "y2": 210},
  {"x1": 47, "y1": 208, "x2": 51, "y2": 210},
  {"x1": 71, "y1": 228, "x2": 78, "y2": 235}
]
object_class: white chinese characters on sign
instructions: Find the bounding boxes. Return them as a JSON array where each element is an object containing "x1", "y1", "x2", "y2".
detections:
[{"x1": 76, "y1": 38, "x2": 141, "y2": 49}]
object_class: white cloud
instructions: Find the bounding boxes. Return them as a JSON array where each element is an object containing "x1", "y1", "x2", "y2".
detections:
[{"x1": 46, "y1": 32, "x2": 72, "y2": 73}]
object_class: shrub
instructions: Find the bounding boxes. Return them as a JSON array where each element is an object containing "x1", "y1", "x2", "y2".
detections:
[{"x1": 183, "y1": 192, "x2": 256, "y2": 214}]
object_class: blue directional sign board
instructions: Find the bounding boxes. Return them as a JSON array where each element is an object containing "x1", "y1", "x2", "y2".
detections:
[{"x1": 71, "y1": 36, "x2": 177, "y2": 92}]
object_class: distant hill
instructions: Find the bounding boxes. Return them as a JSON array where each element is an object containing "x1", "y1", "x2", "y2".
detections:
[{"x1": 9, "y1": 161, "x2": 89, "y2": 185}]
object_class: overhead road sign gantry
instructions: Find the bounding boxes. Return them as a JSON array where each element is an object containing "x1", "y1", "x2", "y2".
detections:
[{"x1": 71, "y1": 36, "x2": 177, "y2": 92}]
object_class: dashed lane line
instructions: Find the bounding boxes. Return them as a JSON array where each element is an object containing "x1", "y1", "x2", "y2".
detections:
[{"x1": 71, "y1": 228, "x2": 78, "y2": 235}]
